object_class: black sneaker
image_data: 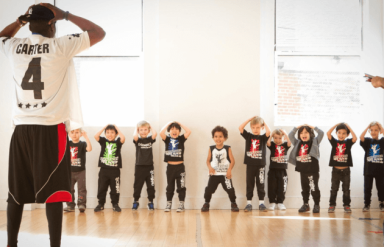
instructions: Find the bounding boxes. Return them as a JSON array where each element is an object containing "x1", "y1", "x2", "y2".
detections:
[
  {"x1": 244, "y1": 204, "x2": 252, "y2": 212},
  {"x1": 231, "y1": 203, "x2": 239, "y2": 212},
  {"x1": 328, "y1": 206, "x2": 335, "y2": 213},
  {"x1": 313, "y1": 205, "x2": 320, "y2": 213},
  {"x1": 132, "y1": 201, "x2": 139, "y2": 211},
  {"x1": 362, "y1": 205, "x2": 370, "y2": 212},
  {"x1": 78, "y1": 205, "x2": 86, "y2": 213},
  {"x1": 298, "y1": 204, "x2": 310, "y2": 213},
  {"x1": 148, "y1": 202, "x2": 155, "y2": 211},
  {"x1": 113, "y1": 204, "x2": 122, "y2": 212},
  {"x1": 94, "y1": 204, "x2": 104, "y2": 212},
  {"x1": 259, "y1": 203, "x2": 267, "y2": 212},
  {"x1": 344, "y1": 206, "x2": 352, "y2": 213},
  {"x1": 201, "y1": 203, "x2": 210, "y2": 212},
  {"x1": 379, "y1": 202, "x2": 384, "y2": 212},
  {"x1": 64, "y1": 205, "x2": 75, "y2": 212}
]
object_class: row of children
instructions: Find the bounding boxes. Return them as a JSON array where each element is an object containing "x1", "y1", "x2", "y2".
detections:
[{"x1": 64, "y1": 117, "x2": 384, "y2": 214}]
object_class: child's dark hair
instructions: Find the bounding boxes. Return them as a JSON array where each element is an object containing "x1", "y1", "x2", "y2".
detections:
[
  {"x1": 211, "y1": 126, "x2": 228, "y2": 139},
  {"x1": 167, "y1": 122, "x2": 181, "y2": 132},
  {"x1": 298, "y1": 126, "x2": 315, "y2": 142},
  {"x1": 105, "y1": 125, "x2": 118, "y2": 134},
  {"x1": 336, "y1": 123, "x2": 350, "y2": 135}
]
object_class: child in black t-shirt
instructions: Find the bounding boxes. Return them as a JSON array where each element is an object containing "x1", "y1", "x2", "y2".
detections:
[
  {"x1": 288, "y1": 124, "x2": 324, "y2": 213},
  {"x1": 201, "y1": 126, "x2": 239, "y2": 212},
  {"x1": 360, "y1": 121, "x2": 384, "y2": 212},
  {"x1": 132, "y1": 121, "x2": 157, "y2": 211},
  {"x1": 94, "y1": 124, "x2": 125, "y2": 213},
  {"x1": 239, "y1": 116, "x2": 270, "y2": 212},
  {"x1": 64, "y1": 129, "x2": 92, "y2": 213},
  {"x1": 327, "y1": 123, "x2": 357, "y2": 213},
  {"x1": 160, "y1": 121, "x2": 191, "y2": 212},
  {"x1": 267, "y1": 129, "x2": 291, "y2": 211}
]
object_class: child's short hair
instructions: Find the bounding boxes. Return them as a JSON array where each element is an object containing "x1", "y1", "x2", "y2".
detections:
[
  {"x1": 105, "y1": 125, "x2": 118, "y2": 134},
  {"x1": 70, "y1": 128, "x2": 82, "y2": 134},
  {"x1": 211, "y1": 126, "x2": 228, "y2": 139},
  {"x1": 250, "y1": 116, "x2": 264, "y2": 126},
  {"x1": 336, "y1": 123, "x2": 350, "y2": 135},
  {"x1": 272, "y1": 129, "x2": 283, "y2": 138},
  {"x1": 298, "y1": 126, "x2": 315, "y2": 141},
  {"x1": 369, "y1": 121, "x2": 380, "y2": 129},
  {"x1": 137, "y1": 120, "x2": 150, "y2": 129},
  {"x1": 167, "y1": 122, "x2": 181, "y2": 132}
]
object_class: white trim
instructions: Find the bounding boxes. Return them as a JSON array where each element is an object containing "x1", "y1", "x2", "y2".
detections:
[
  {"x1": 44, "y1": 190, "x2": 72, "y2": 203},
  {"x1": 8, "y1": 191, "x2": 20, "y2": 205}
]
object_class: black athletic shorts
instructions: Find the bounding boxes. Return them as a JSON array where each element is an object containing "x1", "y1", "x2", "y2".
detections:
[{"x1": 8, "y1": 123, "x2": 72, "y2": 204}]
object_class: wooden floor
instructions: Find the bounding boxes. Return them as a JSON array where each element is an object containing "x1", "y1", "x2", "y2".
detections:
[{"x1": 0, "y1": 208, "x2": 383, "y2": 247}]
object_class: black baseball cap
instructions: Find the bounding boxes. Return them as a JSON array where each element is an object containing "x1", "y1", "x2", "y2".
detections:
[{"x1": 26, "y1": 5, "x2": 54, "y2": 21}]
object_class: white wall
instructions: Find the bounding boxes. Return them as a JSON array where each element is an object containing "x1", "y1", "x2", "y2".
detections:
[{"x1": 0, "y1": 0, "x2": 383, "y2": 210}]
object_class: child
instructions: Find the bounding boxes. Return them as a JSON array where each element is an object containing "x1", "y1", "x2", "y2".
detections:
[
  {"x1": 327, "y1": 123, "x2": 357, "y2": 213},
  {"x1": 160, "y1": 121, "x2": 192, "y2": 212},
  {"x1": 239, "y1": 116, "x2": 270, "y2": 212},
  {"x1": 64, "y1": 129, "x2": 92, "y2": 213},
  {"x1": 94, "y1": 124, "x2": 125, "y2": 212},
  {"x1": 201, "y1": 126, "x2": 239, "y2": 212},
  {"x1": 267, "y1": 129, "x2": 291, "y2": 210},
  {"x1": 360, "y1": 121, "x2": 384, "y2": 212},
  {"x1": 132, "y1": 121, "x2": 157, "y2": 211},
  {"x1": 288, "y1": 124, "x2": 324, "y2": 213}
]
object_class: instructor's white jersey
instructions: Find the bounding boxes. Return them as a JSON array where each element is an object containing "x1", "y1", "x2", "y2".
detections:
[{"x1": 0, "y1": 32, "x2": 90, "y2": 131}]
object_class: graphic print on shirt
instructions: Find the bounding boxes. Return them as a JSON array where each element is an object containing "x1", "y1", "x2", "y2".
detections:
[
  {"x1": 367, "y1": 144, "x2": 383, "y2": 163},
  {"x1": 115, "y1": 177, "x2": 120, "y2": 194},
  {"x1": 100, "y1": 142, "x2": 119, "y2": 167},
  {"x1": 180, "y1": 172, "x2": 186, "y2": 188},
  {"x1": 211, "y1": 148, "x2": 230, "y2": 175},
  {"x1": 259, "y1": 167, "x2": 265, "y2": 184},
  {"x1": 138, "y1": 142, "x2": 153, "y2": 149},
  {"x1": 296, "y1": 144, "x2": 311, "y2": 163},
  {"x1": 70, "y1": 146, "x2": 81, "y2": 167},
  {"x1": 271, "y1": 145, "x2": 288, "y2": 163},
  {"x1": 283, "y1": 176, "x2": 288, "y2": 193},
  {"x1": 308, "y1": 176, "x2": 315, "y2": 191},
  {"x1": 333, "y1": 143, "x2": 348, "y2": 163},
  {"x1": 165, "y1": 138, "x2": 182, "y2": 158},
  {"x1": 247, "y1": 139, "x2": 262, "y2": 159},
  {"x1": 224, "y1": 177, "x2": 232, "y2": 189},
  {"x1": 150, "y1": 170, "x2": 155, "y2": 187}
]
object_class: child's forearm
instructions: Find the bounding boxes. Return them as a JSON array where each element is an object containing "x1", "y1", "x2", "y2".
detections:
[
  {"x1": 160, "y1": 122, "x2": 170, "y2": 140},
  {"x1": 314, "y1": 127, "x2": 324, "y2": 143},
  {"x1": 360, "y1": 127, "x2": 369, "y2": 142},
  {"x1": 264, "y1": 121, "x2": 271, "y2": 137},
  {"x1": 239, "y1": 117, "x2": 253, "y2": 133},
  {"x1": 327, "y1": 124, "x2": 338, "y2": 140},
  {"x1": 94, "y1": 125, "x2": 107, "y2": 140},
  {"x1": 284, "y1": 132, "x2": 292, "y2": 147},
  {"x1": 84, "y1": 136, "x2": 92, "y2": 152},
  {"x1": 267, "y1": 135, "x2": 272, "y2": 146},
  {"x1": 151, "y1": 128, "x2": 158, "y2": 140},
  {"x1": 115, "y1": 125, "x2": 125, "y2": 143},
  {"x1": 133, "y1": 128, "x2": 139, "y2": 142},
  {"x1": 178, "y1": 122, "x2": 191, "y2": 138}
]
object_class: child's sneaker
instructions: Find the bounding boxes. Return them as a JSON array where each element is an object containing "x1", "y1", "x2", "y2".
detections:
[
  {"x1": 277, "y1": 203, "x2": 286, "y2": 210},
  {"x1": 344, "y1": 206, "x2": 352, "y2": 213},
  {"x1": 78, "y1": 205, "x2": 86, "y2": 213},
  {"x1": 328, "y1": 206, "x2": 335, "y2": 213},
  {"x1": 164, "y1": 202, "x2": 172, "y2": 212},
  {"x1": 298, "y1": 204, "x2": 310, "y2": 213},
  {"x1": 244, "y1": 204, "x2": 252, "y2": 212},
  {"x1": 259, "y1": 203, "x2": 267, "y2": 212},
  {"x1": 176, "y1": 202, "x2": 185, "y2": 212},
  {"x1": 201, "y1": 203, "x2": 210, "y2": 212},
  {"x1": 148, "y1": 202, "x2": 154, "y2": 211},
  {"x1": 379, "y1": 202, "x2": 384, "y2": 212},
  {"x1": 94, "y1": 204, "x2": 104, "y2": 212},
  {"x1": 64, "y1": 205, "x2": 75, "y2": 212},
  {"x1": 268, "y1": 203, "x2": 275, "y2": 211},
  {"x1": 362, "y1": 205, "x2": 370, "y2": 212},
  {"x1": 231, "y1": 203, "x2": 240, "y2": 212},
  {"x1": 113, "y1": 204, "x2": 122, "y2": 212},
  {"x1": 132, "y1": 201, "x2": 139, "y2": 211},
  {"x1": 313, "y1": 205, "x2": 320, "y2": 213}
]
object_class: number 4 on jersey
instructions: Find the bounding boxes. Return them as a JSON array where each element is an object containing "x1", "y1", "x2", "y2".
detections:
[{"x1": 21, "y1": 57, "x2": 44, "y2": 99}]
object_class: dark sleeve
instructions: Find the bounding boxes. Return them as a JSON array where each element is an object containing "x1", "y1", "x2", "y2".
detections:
[
  {"x1": 329, "y1": 136, "x2": 337, "y2": 147},
  {"x1": 151, "y1": 136, "x2": 156, "y2": 144},
  {"x1": 241, "y1": 130, "x2": 249, "y2": 139},
  {"x1": 83, "y1": 141, "x2": 88, "y2": 152},
  {"x1": 179, "y1": 134, "x2": 186, "y2": 143},
  {"x1": 267, "y1": 141, "x2": 274, "y2": 150},
  {"x1": 262, "y1": 134, "x2": 268, "y2": 142},
  {"x1": 163, "y1": 135, "x2": 170, "y2": 144},
  {"x1": 133, "y1": 138, "x2": 138, "y2": 145},
  {"x1": 360, "y1": 138, "x2": 368, "y2": 149},
  {"x1": 116, "y1": 137, "x2": 123, "y2": 147},
  {"x1": 98, "y1": 137, "x2": 106, "y2": 145},
  {"x1": 347, "y1": 138, "x2": 355, "y2": 147},
  {"x1": 284, "y1": 142, "x2": 290, "y2": 151}
]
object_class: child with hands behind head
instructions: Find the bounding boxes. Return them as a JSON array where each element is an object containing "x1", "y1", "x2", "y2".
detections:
[
  {"x1": 360, "y1": 121, "x2": 384, "y2": 212},
  {"x1": 327, "y1": 123, "x2": 357, "y2": 213},
  {"x1": 267, "y1": 129, "x2": 291, "y2": 211},
  {"x1": 160, "y1": 121, "x2": 191, "y2": 212},
  {"x1": 132, "y1": 121, "x2": 157, "y2": 211},
  {"x1": 201, "y1": 126, "x2": 239, "y2": 212}
]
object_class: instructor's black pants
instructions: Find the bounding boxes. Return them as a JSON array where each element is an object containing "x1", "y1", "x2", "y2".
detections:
[
  {"x1": 300, "y1": 172, "x2": 321, "y2": 205},
  {"x1": 268, "y1": 169, "x2": 288, "y2": 204},
  {"x1": 246, "y1": 165, "x2": 266, "y2": 200},
  {"x1": 364, "y1": 174, "x2": 384, "y2": 205},
  {"x1": 133, "y1": 165, "x2": 156, "y2": 201},
  {"x1": 97, "y1": 168, "x2": 120, "y2": 205},
  {"x1": 329, "y1": 168, "x2": 351, "y2": 206},
  {"x1": 204, "y1": 175, "x2": 236, "y2": 203},
  {"x1": 166, "y1": 164, "x2": 186, "y2": 201}
]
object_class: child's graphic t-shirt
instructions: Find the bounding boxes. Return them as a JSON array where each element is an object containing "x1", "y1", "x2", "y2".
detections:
[
  {"x1": 98, "y1": 137, "x2": 123, "y2": 169},
  {"x1": 134, "y1": 136, "x2": 156, "y2": 166},
  {"x1": 329, "y1": 137, "x2": 354, "y2": 167},
  {"x1": 209, "y1": 145, "x2": 231, "y2": 176},
  {"x1": 295, "y1": 141, "x2": 319, "y2": 173},
  {"x1": 268, "y1": 142, "x2": 290, "y2": 169},
  {"x1": 241, "y1": 130, "x2": 268, "y2": 166},
  {"x1": 360, "y1": 137, "x2": 384, "y2": 176},
  {"x1": 163, "y1": 134, "x2": 187, "y2": 162},
  {"x1": 69, "y1": 141, "x2": 87, "y2": 172}
]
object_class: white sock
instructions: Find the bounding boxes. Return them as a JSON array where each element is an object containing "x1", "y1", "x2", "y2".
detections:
[
  {"x1": 259, "y1": 200, "x2": 264, "y2": 205},
  {"x1": 247, "y1": 200, "x2": 252, "y2": 205}
]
